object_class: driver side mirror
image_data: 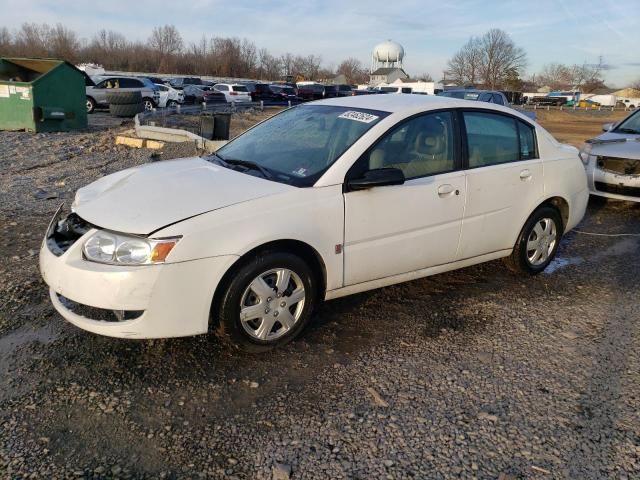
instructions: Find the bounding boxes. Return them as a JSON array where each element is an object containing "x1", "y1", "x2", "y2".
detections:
[
  {"x1": 348, "y1": 168, "x2": 405, "y2": 191},
  {"x1": 602, "y1": 122, "x2": 614, "y2": 132}
]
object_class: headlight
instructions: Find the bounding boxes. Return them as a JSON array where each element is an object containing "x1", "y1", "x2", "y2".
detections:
[
  {"x1": 83, "y1": 231, "x2": 180, "y2": 265},
  {"x1": 578, "y1": 142, "x2": 593, "y2": 165}
]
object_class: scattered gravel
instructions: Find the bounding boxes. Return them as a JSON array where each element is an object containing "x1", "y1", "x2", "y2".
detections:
[{"x1": 0, "y1": 114, "x2": 639, "y2": 479}]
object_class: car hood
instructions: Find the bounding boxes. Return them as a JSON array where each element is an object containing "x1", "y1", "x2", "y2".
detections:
[
  {"x1": 73, "y1": 157, "x2": 292, "y2": 235},
  {"x1": 590, "y1": 131, "x2": 640, "y2": 160}
]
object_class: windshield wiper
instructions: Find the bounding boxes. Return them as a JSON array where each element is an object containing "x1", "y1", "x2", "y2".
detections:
[
  {"x1": 616, "y1": 128, "x2": 640, "y2": 134},
  {"x1": 219, "y1": 157, "x2": 273, "y2": 180}
]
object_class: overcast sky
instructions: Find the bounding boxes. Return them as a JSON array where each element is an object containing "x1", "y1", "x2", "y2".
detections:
[{"x1": 2, "y1": 0, "x2": 639, "y2": 86}]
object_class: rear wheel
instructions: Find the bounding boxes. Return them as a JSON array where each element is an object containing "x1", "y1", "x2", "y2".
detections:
[
  {"x1": 215, "y1": 252, "x2": 317, "y2": 352},
  {"x1": 86, "y1": 97, "x2": 96, "y2": 114},
  {"x1": 504, "y1": 206, "x2": 563, "y2": 275},
  {"x1": 142, "y1": 98, "x2": 155, "y2": 110}
]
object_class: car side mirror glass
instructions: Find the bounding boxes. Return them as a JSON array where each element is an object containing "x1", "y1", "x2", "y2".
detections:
[
  {"x1": 348, "y1": 168, "x2": 405, "y2": 191},
  {"x1": 602, "y1": 123, "x2": 614, "y2": 132}
]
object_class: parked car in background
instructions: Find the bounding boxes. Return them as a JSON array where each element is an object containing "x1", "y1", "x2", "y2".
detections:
[
  {"x1": 269, "y1": 85, "x2": 298, "y2": 102},
  {"x1": 528, "y1": 95, "x2": 566, "y2": 106},
  {"x1": 323, "y1": 85, "x2": 338, "y2": 98},
  {"x1": 297, "y1": 83, "x2": 325, "y2": 100},
  {"x1": 246, "y1": 83, "x2": 275, "y2": 102},
  {"x1": 155, "y1": 84, "x2": 185, "y2": 108},
  {"x1": 438, "y1": 89, "x2": 509, "y2": 106},
  {"x1": 335, "y1": 84, "x2": 353, "y2": 97},
  {"x1": 144, "y1": 76, "x2": 167, "y2": 86},
  {"x1": 214, "y1": 83, "x2": 252, "y2": 103},
  {"x1": 86, "y1": 76, "x2": 160, "y2": 113},
  {"x1": 41, "y1": 95, "x2": 587, "y2": 351},
  {"x1": 376, "y1": 85, "x2": 413, "y2": 94},
  {"x1": 168, "y1": 77, "x2": 203, "y2": 90},
  {"x1": 579, "y1": 108, "x2": 640, "y2": 202},
  {"x1": 182, "y1": 85, "x2": 225, "y2": 105}
]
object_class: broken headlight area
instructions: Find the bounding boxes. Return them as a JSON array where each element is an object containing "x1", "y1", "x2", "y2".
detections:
[
  {"x1": 56, "y1": 293, "x2": 144, "y2": 322},
  {"x1": 596, "y1": 157, "x2": 640, "y2": 176},
  {"x1": 46, "y1": 209, "x2": 95, "y2": 257}
]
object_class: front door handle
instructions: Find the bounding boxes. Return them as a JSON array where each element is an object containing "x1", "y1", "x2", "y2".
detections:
[
  {"x1": 519, "y1": 169, "x2": 532, "y2": 181},
  {"x1": 437, "y1": 184, "x2": 458, "y2": 197}
]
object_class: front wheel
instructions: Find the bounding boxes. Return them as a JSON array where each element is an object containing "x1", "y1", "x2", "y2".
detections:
[
  {"x1": 504, "y1": 206, "x2": 563, "y2": 275},
  {"x1": 215, "y1": 252, "x2": 318, "y2": 352}
]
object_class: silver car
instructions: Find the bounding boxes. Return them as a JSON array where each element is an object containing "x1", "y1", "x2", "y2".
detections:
[
  {"x1": 579, "y1": 108, "x2": 640, "y2": 202},
  {"x1": 85, "y1": 76, "x2": 160, "y2": 113}
]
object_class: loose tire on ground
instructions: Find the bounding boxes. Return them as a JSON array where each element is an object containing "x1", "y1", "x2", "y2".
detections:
[
  {"x1": 504, "y1": 205, "x2": 563, "y2": 275},
  {"x1": 214, "y1": 252, "x2": 318, "y2": 352},
  {"x1": 106, "y1": 91, "x2": 142, "y2": 105},
  {"x1": 109, "y1": 102, "x2": 144, "y2": 118}
]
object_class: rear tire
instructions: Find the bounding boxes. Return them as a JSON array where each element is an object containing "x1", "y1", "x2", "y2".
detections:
[
  {"x1": 86, "y1": 97, "x2": 96, "y2": 114},
  {"x1": 504, "y1": 206, "x2": 563, "y2": 275},
  {"x1": 214, "y1": 252, "x2": 318, "y2": 352},
  {"x1": 142, "y1": 98, "x2": 155, "y2": 110}
]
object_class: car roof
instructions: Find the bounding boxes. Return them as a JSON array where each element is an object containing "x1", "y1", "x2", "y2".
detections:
[
  {"x1": 310, "y1": 94, "x2": 533, "y2": 122},
  {"x1": 313, "y1": 93, "x2": 471, "y2": 113}
]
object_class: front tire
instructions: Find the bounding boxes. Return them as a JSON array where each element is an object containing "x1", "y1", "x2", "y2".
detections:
[
  {"x1": 215, "y1": 252, "x2": 318, "y2": 352},
  {"x1": 504, "y1": 206, "x2": 563, "y2": 275}
]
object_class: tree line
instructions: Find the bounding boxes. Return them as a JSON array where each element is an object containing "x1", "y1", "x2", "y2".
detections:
[
  {"x1": 0, "y1": 23, "x2": 372, "y2": 84},
  {"x1": 445, "y1": 28, "x2": 621, "y2": 92}
]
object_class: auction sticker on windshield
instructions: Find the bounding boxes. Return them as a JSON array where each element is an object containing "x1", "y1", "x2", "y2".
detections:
[{"x1": 338, "y1": 111, "x2": 379, "y2": 123}]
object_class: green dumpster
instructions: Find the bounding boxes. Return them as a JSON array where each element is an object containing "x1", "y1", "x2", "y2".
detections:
[{"x1": 0, "y1": 57, "x2": 90, "y2": 132}]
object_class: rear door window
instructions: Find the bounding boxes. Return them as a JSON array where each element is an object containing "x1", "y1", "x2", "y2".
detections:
[
  {"x1": 232, "y1": 86, "x2": 249, "y2": 92},
  {"x1": 464, "y1": 111, "x2": 519, "y2": 167}
]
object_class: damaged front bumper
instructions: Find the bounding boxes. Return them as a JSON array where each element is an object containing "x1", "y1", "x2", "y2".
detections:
[
  {"x1": 585, "y1": 156, "x2": 640, "y2": 202},
  {"x1": 39, "y1": 208, "x2": 237, "y2": 339}
]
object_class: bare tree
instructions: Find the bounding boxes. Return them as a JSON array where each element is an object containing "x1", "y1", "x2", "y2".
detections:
[
  {"x1": 14, "y1": 23, "x2": 51, "y2": 57},
  {"x1": 535, "y1": 59, "x2": 606, "y2": 92},
  {"x1": 631, "y1": 78, "x2": 640, "y2": 90},
  {"x1": 478, "y1": 29, "x2": 527, "y2": 89},
  {"x1": 446, "y1": 37, "x2": 482, "y2": 85},
  {"x1": 48, "y1": 23, "x2": 80, "y2": 62},
  {"x1": 0, "y1": 27, "x2": 11, "y2": 55},
  {"x1": 336, "y1": 57, "x2": 368, "y2": 84},
  {"x1": 149, "y1": 24, "x2": 183, "y2": 56},
  {"x1": 538, "y1": 63, "x2": 573, "y2": 89},
  {"x1": 416, "y1": 72, "x2": 434, "y2": 82}
]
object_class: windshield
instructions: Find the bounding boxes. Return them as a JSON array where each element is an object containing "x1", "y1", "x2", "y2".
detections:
[
  {"x1": 214, "y1": 105, "x2": 389, "y2": 187},
  {"x1": 613, "y1": 110, "x2": 640, "y2": 134}
]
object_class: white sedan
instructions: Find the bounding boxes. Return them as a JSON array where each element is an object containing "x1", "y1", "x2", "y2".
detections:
[{"x1": 40, "y1": 95, "x2": 588, "y2": 350}]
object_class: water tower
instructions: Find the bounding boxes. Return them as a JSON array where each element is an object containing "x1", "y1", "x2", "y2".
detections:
[{"x1": 371, "y1": 40, "x2": 405, "y2": 73}]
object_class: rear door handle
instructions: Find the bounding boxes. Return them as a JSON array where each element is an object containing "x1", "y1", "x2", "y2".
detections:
[
  {"x1": 437, "y1": 184, "x2": 459, "y2": 197},
  {"x1": 519, "y1": 169, "x2": 532, "y2": 181}
]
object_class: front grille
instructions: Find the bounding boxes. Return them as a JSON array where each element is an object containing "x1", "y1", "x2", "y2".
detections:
[
  {"x1": 594, "y1": 181, "x2": 640, "y2": 198},
  {"x1": 56, "y1": 294, "x2": 144, "y2": 322},
  {"x1": 596, "y1": 156, "x2": 640, "y2": 175},
  {"x1": 47, "y1": 213, "x2": 94, "y2": 256}
]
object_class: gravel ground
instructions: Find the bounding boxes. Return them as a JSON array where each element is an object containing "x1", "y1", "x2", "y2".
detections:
[{"x1": 1, "y1": 113, "x2": 639, "y2": 479}]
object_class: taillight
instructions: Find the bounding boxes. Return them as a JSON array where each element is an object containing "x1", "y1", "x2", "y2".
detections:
[{"x1": 230, "y1": 92, "x2": 238, "y2": 96}]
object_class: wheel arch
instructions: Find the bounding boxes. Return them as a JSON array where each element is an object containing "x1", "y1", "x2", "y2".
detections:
[
  {"x1": 539, "y1": 195, "x2": 569, "y2": 231},
  {"x1": 209, "y1": 239, "x2": 328, "y2": 328}
]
